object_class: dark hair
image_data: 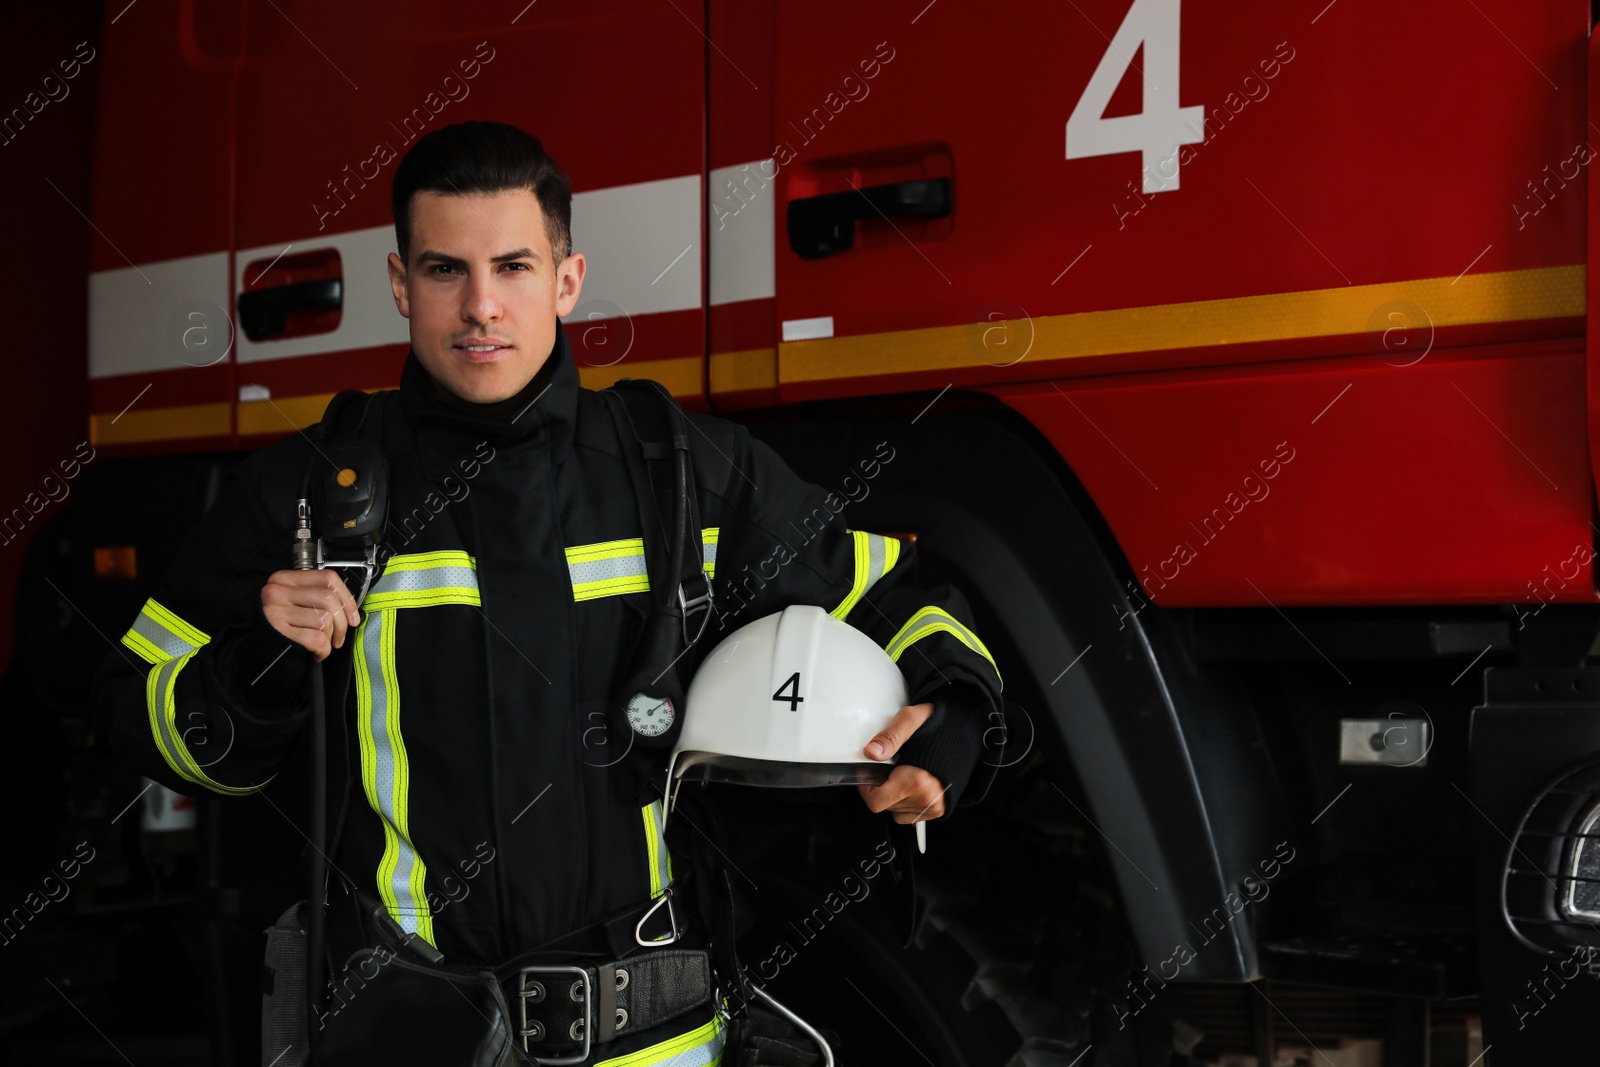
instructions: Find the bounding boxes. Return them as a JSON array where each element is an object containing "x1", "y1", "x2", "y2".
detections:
[{"x1": 391, "y1": 121, "x2": 572, "y2": 266}]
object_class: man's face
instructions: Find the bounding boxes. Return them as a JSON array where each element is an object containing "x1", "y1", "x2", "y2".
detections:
[{"x1": 387, "y1": 189, "x2": 585, "y2": 404}]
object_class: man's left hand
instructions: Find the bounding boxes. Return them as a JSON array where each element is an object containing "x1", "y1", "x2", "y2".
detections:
[{"x1": 857, "y1": 702, "x2": 949, "y2": 823}]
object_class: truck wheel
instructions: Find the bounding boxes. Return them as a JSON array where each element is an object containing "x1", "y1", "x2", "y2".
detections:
[{"x1": 737, "y1": 783, "x2": 1201, "y2": 1067}]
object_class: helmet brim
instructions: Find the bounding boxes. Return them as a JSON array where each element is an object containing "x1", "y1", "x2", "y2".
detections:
[{"x1": 671, "y1": 751, "x2": 894, "y2": 789}]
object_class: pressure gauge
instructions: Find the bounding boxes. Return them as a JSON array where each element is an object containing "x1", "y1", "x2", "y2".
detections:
[{"x1": 626, "y1": 693, "x2": 675, "y2": 738}]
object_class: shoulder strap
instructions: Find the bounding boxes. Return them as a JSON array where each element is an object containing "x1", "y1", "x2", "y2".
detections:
[
  {"x1": 598, "y1": 380, "x2": 718, "y2": 796},
  {"x1": 602, "y1": 387, "x2": 675, "y2": 609},
  {"x1": 311, "y1": 388, "x2": 392, "y2": 895},
  {"x1": 601, "y1": 380, "x2": 711, "y2": 621},
  {"x1": 316, "y1": 388, "x2": 372, "y2": 445}
]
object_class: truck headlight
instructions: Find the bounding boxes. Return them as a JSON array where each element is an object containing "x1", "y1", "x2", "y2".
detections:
[{"x1": 1564, "y1": 802, "x2": 1600, "y2": 922}]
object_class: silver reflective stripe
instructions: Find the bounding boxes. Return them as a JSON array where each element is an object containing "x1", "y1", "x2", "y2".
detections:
[
  {"x1": 120, "y1": 598, "x2": 265, "y2": 795},
  {"x1": 570, "y1": 554, "x2": 649, "y2": 587},
  {"x1": 364, "y1": 551, "x2": 480, "y2": 611},
  {"x1": 370, "y1": 565, "x2": 478, "y2": 596},
  {"x1": 146, "y1": 655, "x2": 202, "y2": 788},
  {"x1": 885, "y1": 605, "x2": 1004, "y2": 688},
  {"x1": 829, "y1": 530, "x2": 901, "y2": 620},
  {"x1": 568, "y1": 529, "x2": 720, "y2": 601},
  {"x1": 356, "y1": 606, "x2": 433, "y2": 943},
  {"x1": 701, "y1": 528, "x2": 718, "y2": 577},
  {"x1": 674, "y1": 1024, "x2": 725, "y2": 1067},
  {"x1": 568, "y1": 538, "x2": 650, "y2": 601},
  {"x1": 121, "y1": 596, "x2": 211, "y2": 665},
  {"x1": 127, "y1": 609, "x2": 202, "y2": 661},
  {"x1": 594, "y1": 1013, "x2": 725, "y2": 1067},
  {"x1": 352, "y1": 552, "x2": 472, "y2": 945},
  {"x1": 644, "y1": 799, "x2": 673, "y2": 899}
]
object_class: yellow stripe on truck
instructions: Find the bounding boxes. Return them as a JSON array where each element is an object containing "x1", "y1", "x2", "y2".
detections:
[{"x1": 778, "y1": 265, "x2": 1585, "y2": 384}]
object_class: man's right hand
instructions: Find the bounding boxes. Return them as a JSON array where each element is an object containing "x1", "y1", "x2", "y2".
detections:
[{"x1": 261, "y1": 570, "x2": 362, "y2": 661}]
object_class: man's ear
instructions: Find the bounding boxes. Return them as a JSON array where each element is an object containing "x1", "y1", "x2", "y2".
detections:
[
  {"x1": 387, "y1": 251, "x2": 411, "y2": 318},
  {"x1": 554, "y1": 252, "x2": 586, "y2": 317}
]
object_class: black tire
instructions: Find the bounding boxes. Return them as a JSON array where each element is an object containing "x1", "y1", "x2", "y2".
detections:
[{"x1": 711, "y1": 774, "x2": 1199, "y2": 1067}]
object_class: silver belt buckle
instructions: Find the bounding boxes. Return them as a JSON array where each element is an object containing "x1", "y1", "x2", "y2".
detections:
[{"x1": 516, "y1": 964, "x2": 591, "y2": 1064}]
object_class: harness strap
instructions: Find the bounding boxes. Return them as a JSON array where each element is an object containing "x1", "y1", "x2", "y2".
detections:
[
  {"x1": 493, "y1": 877, "x2": 690, "y2": 973},
  {"x1": 602, "y1": 388, "x2": 674, "y2": 609}
]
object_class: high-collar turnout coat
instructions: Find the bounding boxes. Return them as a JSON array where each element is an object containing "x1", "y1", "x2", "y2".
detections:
[{"x1": 92, "y1": 320, "x2": 1004, "y2": 1061}]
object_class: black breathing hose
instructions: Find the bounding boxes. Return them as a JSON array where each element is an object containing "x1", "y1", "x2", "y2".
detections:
[
  {"x1": 306, "y1": 654, "x2": 326, "y2": 1058},
  {"x1": 292, "y1": 478, "x2": 328, "y2": 1059}
]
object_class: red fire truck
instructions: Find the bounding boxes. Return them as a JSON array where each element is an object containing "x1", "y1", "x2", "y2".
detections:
[{"x1": 17, "y1": 0, "x2": 1598, "y2": 1063}]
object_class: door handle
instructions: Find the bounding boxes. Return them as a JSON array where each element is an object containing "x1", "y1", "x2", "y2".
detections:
[
  {"x1": 786, "y1": 178, "x2": 951, "y2": 260},
  {"x1": 238, "y1": 278, "x2": 343, "y2": 342}
]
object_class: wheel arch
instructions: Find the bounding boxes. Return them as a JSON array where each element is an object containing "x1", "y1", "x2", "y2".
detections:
[{"x1": 742, "y1": 387, "x2": 1289, "y2": 981}]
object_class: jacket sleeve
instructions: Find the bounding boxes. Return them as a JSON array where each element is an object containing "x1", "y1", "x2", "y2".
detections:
[
  {"x1": 90, "y1": 447, "x2": 315, "y2": 798},
  {"x1": 703, "y1": 425, "x2": 1006, "y2": 814}
]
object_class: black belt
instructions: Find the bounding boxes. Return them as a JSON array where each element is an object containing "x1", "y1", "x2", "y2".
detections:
[
  {"x1": 492, "y1": 887, "x2": 713, "y2": 1064},
  {"x1": 503, "y1": 948, "x2": 712, "y2": 1063}
]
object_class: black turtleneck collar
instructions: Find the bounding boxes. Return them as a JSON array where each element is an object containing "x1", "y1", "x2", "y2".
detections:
[{"x1": 399, "y1": 319, "x2": 581, "y2": 458}]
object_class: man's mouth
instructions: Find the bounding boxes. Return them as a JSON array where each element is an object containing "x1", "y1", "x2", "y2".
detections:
[{"x1": 455, "y1": 340, "x2": 511, "y2": 362}]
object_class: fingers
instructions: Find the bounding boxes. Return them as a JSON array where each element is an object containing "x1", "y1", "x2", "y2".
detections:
[
  {"x1": 284, "y1": 622, "x2": 336, "y2": 661},
  {"x1": 864, "y1": 701, "x2": 935, "y2": 761},
  {"x1": 261, "y1": 569, "x2": 363, "y2": 661},
  {"x1": 861, "y1": 703, "x2": 944, "y2": 821},
  {"x1": 272, "y1": 607, "x2": 343, "y2": 659},
  {"x1": 326, "y1": 569, "x2": 361, "y2": 627},
  {"x1": 856, "y1": 765, "x2": 947, "y2": 822}
]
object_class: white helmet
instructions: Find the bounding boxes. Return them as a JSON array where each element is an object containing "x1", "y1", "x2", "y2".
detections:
[{"x1": 666, "y1": 605, "x2": 908, "y2": 793}]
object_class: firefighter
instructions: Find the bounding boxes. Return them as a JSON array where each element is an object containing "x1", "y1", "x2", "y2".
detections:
[{"x1": 90, "y1": 120, "x2": 1006, "y2": 1066}]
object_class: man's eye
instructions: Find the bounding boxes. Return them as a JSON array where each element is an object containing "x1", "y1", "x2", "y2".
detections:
[{"x1": 426, "y1": 263, "x2": 528, "y2": 275}]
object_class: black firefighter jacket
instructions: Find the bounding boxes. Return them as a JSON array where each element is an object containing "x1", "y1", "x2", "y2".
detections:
[{"x1": 91, "y1": 320, "x2": 1006, "y2": 969}]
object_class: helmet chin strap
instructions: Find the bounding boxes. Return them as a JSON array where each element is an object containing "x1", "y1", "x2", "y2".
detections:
[{"x1": 662, "y1": 768, "x2": 685, "y2": 829}]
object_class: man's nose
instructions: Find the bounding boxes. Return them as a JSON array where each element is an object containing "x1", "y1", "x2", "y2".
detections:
[{"x1": 461, "y1": 271, "x2": 502, "y2": 324}]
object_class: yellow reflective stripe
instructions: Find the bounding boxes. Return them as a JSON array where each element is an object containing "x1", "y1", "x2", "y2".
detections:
[
  {"x1": 363, "y1": 587, "x2": 481, "y2": 610},
  {"x1": 643, "y1": 804, "x2": 661, "y2": 898},
  {"x1": 702, "y1": 526, "x2": 719, "y2": 578},
  {"x1": 576, "y1": 573, "x2": 653, "y2": 601},
  {"x1": 382, "y1": 549, "x2": 476, "y2": 572},
  {"x1": 144, "y1": 653, "x2": 198, "y2": 786},
  {"x1": 568, "y1": 529, "x2": 720, "y2": 601},
  {"x1": 355, "y1": 607, "x2": 435, "y2": 946},
  {"x1": 122, "y1": 596, "x2": 211, "y2": 664},
  {"x1": 830, "y1": 530, "x2": 902, "y2": 621},
  {"x1": 642, "y1": 800, "x2": 673, "y2": 900},
  {"x1": 593, "y1": 1011, "x2": 724, "y2": 1067},
  {"x1": 124, "y1": 598, "x2": 266, "y2": 796},
  {"x1": 388, "y1": 605, "x2": 433, "y2": 949},
  {"x1": 163, "y1": 656, "x2": 261, "y2": 795},
  {"x1": 364, "y1": 550, "x2": 480, "y2": 611},
  {"x1": 142, "y1": 597, "x2": 211, "y2": 648},
  {"x1": 121, "y1": 629, "x2": 165, "y2": 666},
  {"x1": 567, "y1": 537, "x2": 645, "y2": 563},
  {"x1": 886, "y1": 606, "x2": 1004, "y2": 689},
  {"x1": 569, "y1": 537, "x2": 650, "y2": 601}
]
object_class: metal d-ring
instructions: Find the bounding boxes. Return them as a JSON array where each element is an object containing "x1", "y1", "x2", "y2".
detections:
[{"x1": 634, "y1": 887, "x2": 681, "y2": 947}]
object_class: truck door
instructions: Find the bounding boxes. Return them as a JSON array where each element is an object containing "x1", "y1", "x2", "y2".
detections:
[{"x1": 765, "y1": 0, "x2": 1587, "y2": 404}]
